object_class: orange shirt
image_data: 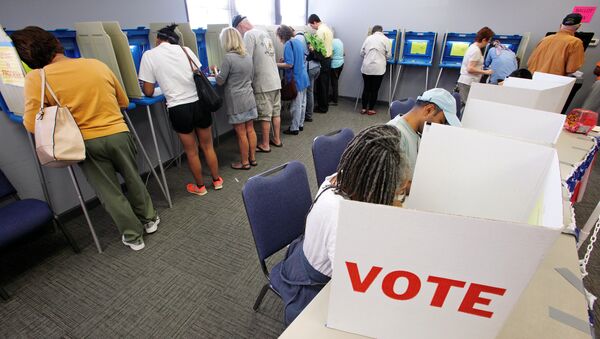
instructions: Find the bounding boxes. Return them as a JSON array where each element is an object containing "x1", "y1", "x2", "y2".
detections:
[
  {"x1": 527, "y1": 30, "x2": 585, "y2": 76},
  {"x1": 24, "y1": 58, "x2": 129, "y2": 140},
  {"x1": 596, "y1": 61, "x2": 600, "y2": 80}
]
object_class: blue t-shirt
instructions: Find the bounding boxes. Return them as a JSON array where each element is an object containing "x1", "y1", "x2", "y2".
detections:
[
  {"x1": 484, "y1": 48, "x2": 518, "y2": 84},
  {"x1": 331, "y1": 38, "x2": 344, "y2": 69},
  {"x1": 284, "y1": 39, "x2": 310, "y2": 91}
]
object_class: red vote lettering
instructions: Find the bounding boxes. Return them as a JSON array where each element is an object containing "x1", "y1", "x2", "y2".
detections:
[
  {"x1": 382, "y1": 270, "x2": 421, "y2": 300},
  {"x1": 458, "y1": 283, "x2": 507, "y2": 318},
  {"x1": 346, "y1": 261, "x2": 382, "y2": 293},
  {"x1": 427, "y1": 276, "x2": 466, "y2": 307}
]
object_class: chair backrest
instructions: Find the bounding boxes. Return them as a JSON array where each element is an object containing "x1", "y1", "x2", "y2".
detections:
[
  {"x1": 389, "y1": 97, "x2": 416, "y2": 120},
  {"x1": 453, "y1": 92, "x2": 463, "y2": 121},
  {"x1": 312, "y1": 128, "x2": 355, "y2": 187},
  {"x1": 0, "y1": 168, "x2": 17, "y2": 199},
  {"x1": 242, "y1": 161, "x2": 313, "y2": 265}
]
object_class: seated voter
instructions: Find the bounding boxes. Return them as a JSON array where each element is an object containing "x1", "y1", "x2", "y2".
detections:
[
  {"x1": 387, "y1": 88, "x2": 460, "y2": 186},
  {"x1": 271, "y1": 125, "x2": 409, "y2": 326}
]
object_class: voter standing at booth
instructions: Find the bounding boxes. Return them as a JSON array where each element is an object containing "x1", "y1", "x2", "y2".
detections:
[
  {"x1": 484, "y1": 40, "x2": 518, "y2": 84},
  {"x1": 214, "y1": 28, "x2": 258, "y2": 170},
  {"x1": 139, "y1": 24, "x2": 223, "y2": 197},
  {"x1": 12, "y1": 26, "x2": 159, "y2": 251},
  {"x1": 456, "y1": 26, "x2": 495, "y2": 105},
  {"x1": 308, "y1": 14, "x2": 334, "y2": 114},
  {"x1": 330, "y1": 38, "x2": 344, "y2": 106},
  {"x1": 359, "y1": 25, "x2": 392, "y2": 116},
  {"x1": 269, "y1": 125, "x2": 409, "y2": 325}
]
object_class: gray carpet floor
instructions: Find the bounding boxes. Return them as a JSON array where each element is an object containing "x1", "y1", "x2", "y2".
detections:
[{"x1": 1, "y1": 99, "x2": 599, "y2": 338}]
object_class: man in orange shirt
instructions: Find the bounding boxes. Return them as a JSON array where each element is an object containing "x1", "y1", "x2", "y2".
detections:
[
  {"x1": 582, "y1": 61, "x2": 600, "y2": 113},
  {"x1": 527, "y1": 13, "x2": 585, "y2": 76}
]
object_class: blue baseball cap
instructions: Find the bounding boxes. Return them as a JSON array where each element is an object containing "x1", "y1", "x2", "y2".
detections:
[{"x1": 417, "y1": 88, "x2": 461, "y2": 127}]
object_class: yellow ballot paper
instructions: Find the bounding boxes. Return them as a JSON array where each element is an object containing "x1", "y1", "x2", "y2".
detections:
[
  {"x1": 410, "y1": 40, "x2": 427, "y2": 55},
  {"x1": 450, "y1": 42, "x2": 469, "y2": 57},
  {"x1": 0, "y1": 45, "x2": 25, "y2": 87}
]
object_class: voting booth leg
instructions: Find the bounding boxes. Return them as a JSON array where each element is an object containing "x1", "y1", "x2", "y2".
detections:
[
  {"x1": 145, "y1": 106, "x2": 173, "y2": 208},
  {"x1": 388, "y1": 64, "x2": 394, "y2": 104},
  {"x1": 67, "y1": 166, "x2": 103, "y2": 254},
  {"x1": 391, "y1": 65, "x2": 403, "y2": 103},
  {"x1": 425, "y1": 67, "x2": 430, "y2": 91},
  {"x1": 26, "y1": 134, "x2": 54, "y2": 212},
  {"x1": 435, "y1": 68, "x2": 444, "y2": 88},
  {"x1": 122, "y1": 111, "x2": 171, "y2": 207},
  {"x1": 354, "y1": 84, "x2": 363, "y2": 111},
  {"x1": 253, "y1": 283, "x2": 270, "y2": 311}
]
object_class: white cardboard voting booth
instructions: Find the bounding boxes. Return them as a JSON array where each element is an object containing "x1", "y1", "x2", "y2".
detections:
[
  {"x1": 327, "y1": 124, "x2": 563, "y2": 339},
  {"x1": 469, "y1": 72, "x2": 575, "y2": 113},
  {"x1": 462, "y1": 99, "x2": 566, "y2": 145}
]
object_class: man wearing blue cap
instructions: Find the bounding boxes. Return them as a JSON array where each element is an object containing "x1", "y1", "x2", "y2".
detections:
[{"x1": 387, "y1": 88, "x2": 460, "y2": 184}]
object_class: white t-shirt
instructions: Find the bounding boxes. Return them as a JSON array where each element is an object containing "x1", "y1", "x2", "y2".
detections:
[
  {"x1": 458, "y1": 43, "x2": 483, "y2": 86},
  {"x1": 360, "y1": 32, "x2": 392, "y2": 76},
  {"x1": 387, "y1": 116, "x2": 420, "y2": 180},
  {"x1": 302, "y1": 175, "x2": 344, "y2": 277},
  {"x1": 138, "y1": 42, "x2": 201, "y2": 108}
]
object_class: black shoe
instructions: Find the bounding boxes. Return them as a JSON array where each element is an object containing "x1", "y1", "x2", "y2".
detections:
[
  {"x1": 283, "y1": 129, "x2": 299, "y2": 135},
  {"x1": 314, "y1": 108, "x2": 328, "y2": 113},
  {"x1": 299, "y1": 126, "x2": 304, "y2": 131},
  {"x1": 330, "y1": 102, "x2": 338, "y2": 106},
  {"x1": 304, "y1": 117, "x2": 313, "y2": 122}
]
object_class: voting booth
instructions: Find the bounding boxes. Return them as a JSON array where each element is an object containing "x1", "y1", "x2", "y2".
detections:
[
  {"x1": 123, "y1": 27, "x2": 150, "y2": 72},
  {"x1": 327, "y1": 124, "x2": 564, "y2": 339},
  {"x1": 205, "y1": 24, "x2": 228, "y2": 69},
  {"x1": 51, "y1": 29, "x2": 81, "y2": 58},
  {"x1": 434, "y1": 32, "x2": 476, "y2": 87},
  {"x1": 391, "y1": 30, "x2": 436, "y2": 99},
  {"x1": 462, "y1": 99, "x2": 565, "y2": 145},
  {"x1": 469, "y1": 72, "x2": 575, "y2": 114},
  {"x1": 193, "y1": 28, "x2": 210, "y2": 70}
]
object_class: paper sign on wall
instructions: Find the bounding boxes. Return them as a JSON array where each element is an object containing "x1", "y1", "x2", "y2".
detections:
[
  {"x1": 461, "y1": 99, "x2": 566, "y2": 145},
  {"x1": 573, "y1": 6, "x2": 596, "y2": 23},
  {"x1": 450, "y1": 42, "x2": 469, "y2": 57},
  {"x1": 410, "y1": 40, "x2": 427, "y2": 55},
  {"x1": 0, "y1": 44, "x2": 25, "y2": 87},
  {"x1": 327, "y1": 200, "x2": 560, "y2": 339}
]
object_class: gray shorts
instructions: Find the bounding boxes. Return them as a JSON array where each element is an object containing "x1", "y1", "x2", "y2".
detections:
[
  {"x1": 255, "y1": 90, "x2": 281, "y2": 121},
  {"x1": 229, "y1": 107, "x2": 258, "y2": 125}
]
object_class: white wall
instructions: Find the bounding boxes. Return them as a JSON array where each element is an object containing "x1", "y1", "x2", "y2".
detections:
[
  {"x1": 308, "y1": 0, "x2": 600, "y2": 108},
  {"x1": 0, "y1": 0, "x2": 188, "y2": 30}
]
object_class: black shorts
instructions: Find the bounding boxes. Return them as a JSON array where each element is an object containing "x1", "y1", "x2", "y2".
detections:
[{"x1": 167, "y1": 100, "x2": 213, "y2": 134}]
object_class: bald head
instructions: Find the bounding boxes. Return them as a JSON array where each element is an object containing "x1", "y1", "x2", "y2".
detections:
[{"x1": 236, "y1": 18, "x2": 254, "y2": 35}]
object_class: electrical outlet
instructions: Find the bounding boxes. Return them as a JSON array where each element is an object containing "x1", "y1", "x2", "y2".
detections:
[{"x1": 589, "y1": 38, "x2": 599, "y2": 47}]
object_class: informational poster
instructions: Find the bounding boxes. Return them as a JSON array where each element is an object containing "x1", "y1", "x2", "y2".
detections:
[
  {"x1": 410, "y1": 40, "x2": 427, "y2": 55},
  {"x1": 0, "y1": 43, "x2": 25, "y2": 87},
  {"x1": 450, "y1": 42, "x2": 469, "y2": 57},
  {"x1": 573, "y1": 6, "x2": 596, "y2": 23}
]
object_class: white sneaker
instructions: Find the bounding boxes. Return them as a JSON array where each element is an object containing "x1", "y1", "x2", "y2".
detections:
[
  {"x1": 144, "y1": 215, "x2": 160, "y2": 234},
  {"x1": 122, "y1": 235, "x2": 145, "y2": 251}
]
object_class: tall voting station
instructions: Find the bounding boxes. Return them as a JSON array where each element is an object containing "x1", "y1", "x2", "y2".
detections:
[{"x1": 0, "y1": 1, "x2": 599, "y2": 338}]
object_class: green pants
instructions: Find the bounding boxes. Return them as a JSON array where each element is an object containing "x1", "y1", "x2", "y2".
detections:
[{"x1": 79, "y1": 132, "x2": 156, "y2": 242}]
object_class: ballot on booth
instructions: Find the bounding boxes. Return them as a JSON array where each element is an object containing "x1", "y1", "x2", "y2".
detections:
[
  {"x1": 327, "y1": 124, "x2": 563, "y2": 339},
  {"x1": 462, "y1": 99, "x2": 566, "y2": 145}
]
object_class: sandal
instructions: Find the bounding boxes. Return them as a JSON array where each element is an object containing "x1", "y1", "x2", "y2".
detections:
[
  {"x1": 269, "y1": 139, "x2": 283, "y2": 147},
  {"x1": 249, "y1": 159, "x2": 258, "y2": 166},
  {"x1": 360, "y1": 109, "x2": 367, "y2": 114},
  {"x1": 367, "y1": 110, "x2": 377, "y2": 115},
  {"x1": 231, "y1": 162, "x2": 251, "y2": 170},
  {"x1": 256, "y1": 145, "x2": 271, "y2": 153}
]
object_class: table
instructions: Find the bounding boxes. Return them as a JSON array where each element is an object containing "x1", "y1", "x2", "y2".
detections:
[{"x1": 280, "y1": 234, "x2": 592, "y2": 339}]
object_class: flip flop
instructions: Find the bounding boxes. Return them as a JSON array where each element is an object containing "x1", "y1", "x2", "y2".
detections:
[
  {"x1": 249, "y1": 159, "x2": 258, "y2": 166},
  {"x1": 256, "y1": 145, "x2": 271, "y2": 153},
  {"x1": 231, "y1": 162, "x2": 251, "y2": 170},
  {"x1": 269, "y1": 139, "x2": 283, "y2": 147}
]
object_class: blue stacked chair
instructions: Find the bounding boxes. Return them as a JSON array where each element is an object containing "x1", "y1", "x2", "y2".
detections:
[
  {"x1": 389, "y1": 98, "x2": 416, "y2": 120},
  {"x1": 312, "y1": 128, "x2": 355, "y2": 187},
  {"x1": 0, "y1": 169, "x2": 80, "y2": 300}
]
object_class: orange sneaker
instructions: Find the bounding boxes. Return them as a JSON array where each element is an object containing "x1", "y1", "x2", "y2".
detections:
[
  {"x1": 367, "y1": 110, "x2": 377, "y2": 115},
  {"x1": 212, "y1": 176, "x2": 224, "y2": 190},
  {"x1": 187, "y1": 183, "x2": 207, "y2": 196}
]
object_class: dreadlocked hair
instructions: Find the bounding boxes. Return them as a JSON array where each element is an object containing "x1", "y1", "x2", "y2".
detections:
[
  {"x1": 157, "y1": 23, "x2": 180, "y2": 44},
  {"x1": 335, "y1": 125, "x2": 407, "y2": 206}
]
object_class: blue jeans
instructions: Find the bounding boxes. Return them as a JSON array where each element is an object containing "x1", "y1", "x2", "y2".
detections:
[
  {"x1": 290, "y1": 89, "x2": 307, "y2": 131},
  {"x1": 306, "y1": 67, "x2": 320, "y2": 119}
]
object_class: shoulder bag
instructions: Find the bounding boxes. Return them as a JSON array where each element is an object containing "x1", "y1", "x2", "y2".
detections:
[
  {"x1": 281, "y1": 41, "x2": 298, "y2": 101},
  {"x1": 181, "y1": 46, "x2": 223, "y2": 112},
  {"x1": 34, "y1": 68, "x2": 85, "y2": 167}
]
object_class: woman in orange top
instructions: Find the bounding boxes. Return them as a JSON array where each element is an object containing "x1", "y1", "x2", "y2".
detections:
[{"x1": 12, "y1": 26, "x2": 158, "y2": 251}]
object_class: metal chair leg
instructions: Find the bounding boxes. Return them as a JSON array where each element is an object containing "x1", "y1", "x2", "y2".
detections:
[
  {"x1": 0, "y1": 285, "x2": 9, "y2": 300},
  {"x1": 253, "y1": 283, "x2": 270, "y2": 311},
  {"x1": 54, "y1": 219, "x2": 81, "y2": 253}
]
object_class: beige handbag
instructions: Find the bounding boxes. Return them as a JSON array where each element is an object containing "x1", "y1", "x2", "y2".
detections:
[{"x1": 34, "y1": 68, "x2": 85, "y2": 167}]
